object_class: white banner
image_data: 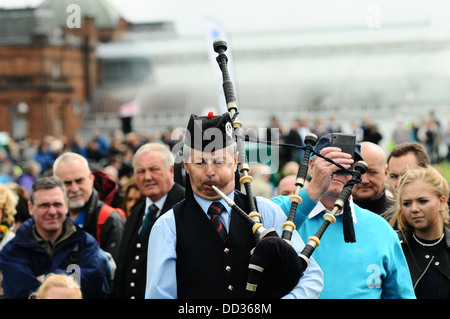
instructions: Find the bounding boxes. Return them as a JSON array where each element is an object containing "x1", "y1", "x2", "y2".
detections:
[{"x1": 203, "y1": 17, "x2": 238, "y2": 114}]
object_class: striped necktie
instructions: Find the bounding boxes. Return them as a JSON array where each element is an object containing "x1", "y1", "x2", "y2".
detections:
[
  {"x1": 208, "y1": 201, "x2": 228, "y2": 243},
  {"x1": 138, "y1": 204, "x2": 159, "y2": 235}
]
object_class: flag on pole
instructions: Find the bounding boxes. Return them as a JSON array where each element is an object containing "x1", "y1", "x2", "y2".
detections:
[
  {"x1": 119, "y1": 100, "x2": 140, "y2": 118},
  {"x1": 203, "y1": 17, "x2": 237, "y2": 114}
]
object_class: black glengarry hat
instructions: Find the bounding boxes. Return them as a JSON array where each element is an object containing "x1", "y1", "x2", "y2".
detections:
[{"x1": 184, "y1": 112, "x2": 234, "y2": 152}]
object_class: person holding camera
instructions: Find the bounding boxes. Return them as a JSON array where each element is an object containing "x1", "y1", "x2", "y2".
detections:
[{"x1": 271, "y1": 133, "x2": 415, "y2": 299}]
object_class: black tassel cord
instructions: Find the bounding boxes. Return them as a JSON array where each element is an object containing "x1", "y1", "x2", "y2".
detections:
[{"x1": 242, "y1": 133, "x2": 360, "y2": 243}]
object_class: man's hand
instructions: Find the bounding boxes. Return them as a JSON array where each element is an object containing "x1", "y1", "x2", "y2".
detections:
[{"x1": 305, "y1": 147, "x2": 354, "y2": 202}]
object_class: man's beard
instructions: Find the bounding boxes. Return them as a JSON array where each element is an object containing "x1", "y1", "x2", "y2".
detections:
[{"x1": 68, "y1": 198, "x2": 85, "y2": 210}]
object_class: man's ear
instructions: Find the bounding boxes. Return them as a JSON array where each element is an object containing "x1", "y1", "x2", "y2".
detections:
[{"x1": 28, "y1": 201, "x2": 34, "y2": 216}]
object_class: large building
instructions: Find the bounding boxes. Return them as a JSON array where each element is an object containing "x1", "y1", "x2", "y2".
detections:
[
  {"x1": 0, "y1": 0, "x2": 128, "y2": 140},
  {"x1": 1, "y1": 0, "x2": 450, "y2": 150},
  {"x1": 90, "y1": 20, "x2": 450, "y2": 146}
]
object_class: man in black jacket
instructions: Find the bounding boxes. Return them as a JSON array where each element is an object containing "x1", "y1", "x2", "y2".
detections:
[
  {"x1": 352, "y1": 141, "x2": 395, "y2": 217},
  {"x1": 53, "y1": 152, "x2": 125, "y2": 262},
  {"x1": 113, "y1": 143, "x2": 185, "y2": 299}
]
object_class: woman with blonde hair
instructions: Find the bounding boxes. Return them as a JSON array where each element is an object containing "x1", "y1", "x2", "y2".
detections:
[
  {"x1": 389, "y1": 165, "x2": 450, "y2": 298},
  {"x1": 0, "y1": 185, "x2": 18, "y2": 298},
  {"x1": 0, "y1": 185, "x2": 18, "y2": 251},
  {"x1": 29, "y1": 273, "x2": 82, "y2": 299}
]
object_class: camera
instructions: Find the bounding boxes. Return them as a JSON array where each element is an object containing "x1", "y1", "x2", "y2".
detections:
[{"x1": 330, "y1": 133, "x2": 356, "y2": 159}]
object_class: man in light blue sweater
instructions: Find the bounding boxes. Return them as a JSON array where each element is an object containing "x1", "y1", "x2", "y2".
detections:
[{"x1": 272, "y1": 133, "x2": 415, "y2": 299}]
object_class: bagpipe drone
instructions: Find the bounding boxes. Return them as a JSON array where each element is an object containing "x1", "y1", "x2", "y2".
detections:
[{"x1": 211, "y1": 39, "x2": 367, "y2": 299}]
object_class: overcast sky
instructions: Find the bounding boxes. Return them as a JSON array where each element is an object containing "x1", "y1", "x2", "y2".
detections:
[{"x1": 1, "y1": 0, "x2": 450, "y2": 36}]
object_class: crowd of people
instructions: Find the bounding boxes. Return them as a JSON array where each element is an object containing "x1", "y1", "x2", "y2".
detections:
[{"x1": 0, "y1": 111, "x2": 449, "y2": 299}]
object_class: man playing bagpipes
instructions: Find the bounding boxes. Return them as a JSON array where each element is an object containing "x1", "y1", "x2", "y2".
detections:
[{"x1": 145, "y1": 111, "x2": 323, "y2": 299}]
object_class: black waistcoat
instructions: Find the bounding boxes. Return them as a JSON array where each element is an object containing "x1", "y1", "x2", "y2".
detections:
[
  {"x1": 119, "y1": 204, "x2": 151, "y2": 299},
  {"x1": 173, "y1": 190, "x2": 256, "y2": 299}
]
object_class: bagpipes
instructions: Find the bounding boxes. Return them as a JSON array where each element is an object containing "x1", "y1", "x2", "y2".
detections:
[{"x1": 212, "y1": 39, "x2": 367, "y2": 299}]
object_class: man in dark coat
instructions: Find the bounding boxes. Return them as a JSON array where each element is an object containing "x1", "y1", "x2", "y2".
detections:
[
  {"x1": 352, "y1": 141, "x2": 395, "y2": 217},
  {"x1": 0, "y1": 176, "x2": 107, "y2": 299},
  {"x1": 113, "y1": 143, "x2": 185, "y2": 299}
]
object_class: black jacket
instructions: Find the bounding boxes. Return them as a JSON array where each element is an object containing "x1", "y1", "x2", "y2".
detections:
[
  {"x1": 173, "y1": 190, "x2": 255, "y2": 299},
  {"x1": 113, "y1": 182, "x2": 185, "y2": 299},
  {"x1": 82, "y1": 189, "x2": 125, "y2": 261},
  {"x1": 398, "y1": 227, "x2": 450, "y2": 299},
  {"x1": 353, "y1": 190, "x2": 395, "y2": 217}
]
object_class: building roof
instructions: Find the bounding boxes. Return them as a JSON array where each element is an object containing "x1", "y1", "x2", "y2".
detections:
[
  {"x1": 0, "y1": 7, "x2": 63, "y2": 45},
  {"x1": 39, "y1": 0, "x2": 122, "y2": 29},
  {"x1": 86, "y1": 21, "x2": 450, "y2": 138}
]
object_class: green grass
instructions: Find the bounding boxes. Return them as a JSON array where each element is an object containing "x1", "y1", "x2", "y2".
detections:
[{"x1": 434, "y1": 161, "x2": 450, "y2": 183}]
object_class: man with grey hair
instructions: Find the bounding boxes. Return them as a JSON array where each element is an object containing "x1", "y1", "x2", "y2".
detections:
[
  {"x1": 113, "y1": 142, "x2": 185, "y2": 299},
  {"x1": 145, "y1": 112, "x2": 323, "y2": 299},
  {"x1": 272, "y1": 133, "x2": 415, "y2": 298},
  {"x1": 53, "y1": 152, "x2": 125, "y2": 262}
]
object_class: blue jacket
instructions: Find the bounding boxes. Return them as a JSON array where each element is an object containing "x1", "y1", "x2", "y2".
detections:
[
  {"x1": 272, "y1": 188, "x2": 416, "y2": 299},
  {"x1": 0, "y1": 217, "x2": 107, "y2": 299}
]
